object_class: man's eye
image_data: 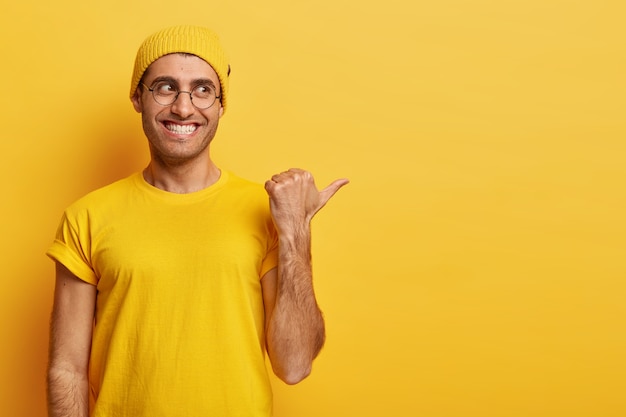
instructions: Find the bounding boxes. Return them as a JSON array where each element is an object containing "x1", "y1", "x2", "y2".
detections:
[
  {"x1": 155, "y1": 83, "x2": 176, "y2": 95},
  {"x1": 194, "y1": 85, "x2": 214, "y2": 98}
]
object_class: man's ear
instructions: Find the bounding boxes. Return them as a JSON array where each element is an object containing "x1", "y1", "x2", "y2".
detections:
[
  {"x1": 131, "y1": 89, "x2": 143, "y2": 113},
  {"x1": 218, "y1": 104, "x2": 224, "y2": 118}
]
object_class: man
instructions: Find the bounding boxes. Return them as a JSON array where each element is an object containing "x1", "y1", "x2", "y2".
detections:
[{"x1": 46, "y1": 25, "x2": 348, "y2": 417}]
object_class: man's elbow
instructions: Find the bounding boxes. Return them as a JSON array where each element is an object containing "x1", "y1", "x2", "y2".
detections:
[
  {"x1": 274, "y1": 363, "x2": 312, "y2": 385},
  {"x1": 267, "y1": 330, "x2": 324, "y2": 384}
]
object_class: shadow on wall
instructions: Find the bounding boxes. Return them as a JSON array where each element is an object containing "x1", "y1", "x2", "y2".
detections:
[
  {"x1": 13, "y1": 260, "x2": 53, "y2": 417},
  {"x1": 84, "y1": 98, "x2": 149, "y2": 189}
]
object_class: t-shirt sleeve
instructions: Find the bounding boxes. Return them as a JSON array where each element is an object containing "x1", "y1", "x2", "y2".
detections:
[{"x1": 46, "y1": 210, "x2": 98, "y2": 285}]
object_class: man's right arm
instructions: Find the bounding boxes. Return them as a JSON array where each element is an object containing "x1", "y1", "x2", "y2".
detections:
[{"x1": 47, "y1": 262, "x2": 96, "y2": 417}]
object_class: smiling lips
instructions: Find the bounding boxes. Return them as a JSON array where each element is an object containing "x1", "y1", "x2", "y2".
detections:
[{"x1": 165, "y1": 122, "x2": 197, "y2": 135}]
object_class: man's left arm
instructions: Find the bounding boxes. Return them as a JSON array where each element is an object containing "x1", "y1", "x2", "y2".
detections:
[{"x1": 261, "y1": 168, "x2": 348, "y2": 385}]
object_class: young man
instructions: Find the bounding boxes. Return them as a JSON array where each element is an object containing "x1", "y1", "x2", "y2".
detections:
[{"x1": 46, "y1": 25, "x2": 347, "y2": 417}]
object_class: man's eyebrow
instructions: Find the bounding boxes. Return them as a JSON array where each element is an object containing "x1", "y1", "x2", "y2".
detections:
[
  {"x1": 149, "y1": 76, "x2": 178, "y2": 85},
  {"x1": 191, "y1": 78, "x2": 217, "y2": 87}
]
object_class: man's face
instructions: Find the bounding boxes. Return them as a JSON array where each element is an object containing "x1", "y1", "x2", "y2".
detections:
[{"x1": 131, "y1": 53, "x2": 224, "y2": 166}]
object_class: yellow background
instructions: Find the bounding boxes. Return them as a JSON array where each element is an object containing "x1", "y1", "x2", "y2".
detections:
[{"x1": 1, "y1": 0, "x2": 625, "y2": 416}]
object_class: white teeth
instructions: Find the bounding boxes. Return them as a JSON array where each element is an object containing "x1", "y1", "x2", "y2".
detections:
[{"x1": 166, "y1": 123, "x2": 197, "y2": 134}]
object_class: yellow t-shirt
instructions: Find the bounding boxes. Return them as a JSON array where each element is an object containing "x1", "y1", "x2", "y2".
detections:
[{"x1": 47, "y1": 171, "x2": 279, "y2": 417}]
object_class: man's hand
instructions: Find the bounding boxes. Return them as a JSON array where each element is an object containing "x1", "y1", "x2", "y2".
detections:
[{"x1": 264, "y1": 168, "x2": 349, "y2": 233}]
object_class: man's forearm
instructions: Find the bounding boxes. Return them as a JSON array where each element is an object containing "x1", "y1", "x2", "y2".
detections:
[
  {"x1": 266, "y1": 227, "x2": 326, "y2": 384},
  {"x1": 47, "y1": 366, "x2": 89, "y2": 417}
]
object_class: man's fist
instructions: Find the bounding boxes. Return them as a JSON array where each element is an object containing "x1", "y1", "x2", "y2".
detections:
[{"x1": 265, "y1": 168, "x2": 349, "y2": 232}]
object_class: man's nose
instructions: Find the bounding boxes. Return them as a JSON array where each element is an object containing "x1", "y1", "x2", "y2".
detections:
[{"x1": 170, "y1": 91, "x2": 195, "y2": 117}]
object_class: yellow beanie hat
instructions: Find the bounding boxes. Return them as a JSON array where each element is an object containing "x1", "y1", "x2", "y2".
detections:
[{"x1": 130, "y1": 25, "x2": 230, "y2": 111}]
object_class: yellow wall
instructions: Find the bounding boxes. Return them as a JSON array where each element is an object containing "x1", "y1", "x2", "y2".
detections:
[{"x1": 2, "y1": 1, "x2": 625, "y2": 416}]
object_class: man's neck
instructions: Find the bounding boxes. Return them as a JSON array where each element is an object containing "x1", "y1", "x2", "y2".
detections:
[{"x1": 143, "y1": 159, "x2": 221, "y2": 194}]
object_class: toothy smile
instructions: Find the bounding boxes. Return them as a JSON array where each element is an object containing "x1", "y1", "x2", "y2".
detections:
[{"x1": 165, "y1": 123, "x2": 197, "y2": 134}]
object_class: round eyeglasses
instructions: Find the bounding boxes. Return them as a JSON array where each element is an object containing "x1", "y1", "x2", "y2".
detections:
[{"x1": 142, "y1": 81, "x2": 221, "y2": 110}]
